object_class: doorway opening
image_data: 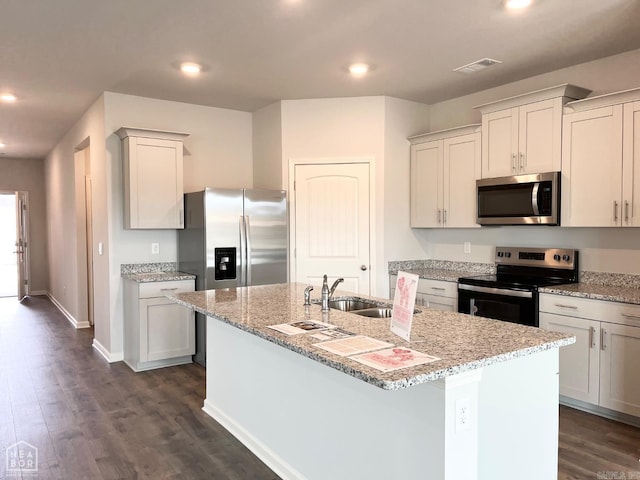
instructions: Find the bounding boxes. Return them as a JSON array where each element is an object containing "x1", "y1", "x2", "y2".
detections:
[{"x1": 0, "y1": 193, "x2": 17, "y2": 297}]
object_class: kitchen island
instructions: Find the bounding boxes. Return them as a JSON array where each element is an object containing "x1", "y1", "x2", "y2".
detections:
[{"x1": 169, "y1": 283, "x2": 574, "y2": 480}]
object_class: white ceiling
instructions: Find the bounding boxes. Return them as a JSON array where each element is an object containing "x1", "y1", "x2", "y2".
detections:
[{"x1": 2, "y1": 0, "x2": 640, "y2": 159}]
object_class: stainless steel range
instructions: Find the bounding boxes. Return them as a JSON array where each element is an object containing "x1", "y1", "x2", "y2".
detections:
[{"x1": 457, "y1": 247, "x2": 579, "y2": 327}]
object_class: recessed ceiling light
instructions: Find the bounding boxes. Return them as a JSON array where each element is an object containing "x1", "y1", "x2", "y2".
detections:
[
  {"x1": 505, "y1": 0, "x2": 532, "y2": 9},
  {"x1": 180, "y1": 62, "x2": 202, "y2": 76},
  {"x1": 349, "y1": 63, "x2": 370, "y2": 76},
  {"x1": 0, "y1": 142, "x2": 5, "y2": 148},
  {"x1": 0, "y1": 93, "x2": 17, "y2": 103}
]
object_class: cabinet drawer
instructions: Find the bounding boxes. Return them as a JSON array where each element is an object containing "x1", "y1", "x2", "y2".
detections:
[
  {"x1": 417, "y1": 278, "x2": 457, "y2": 298},
  {"x1": 540, "y1": 293, "x2": 640, "y2": 327},
  {"x1": 139, "y1": 279, "x2": 195, "y2": 299}
]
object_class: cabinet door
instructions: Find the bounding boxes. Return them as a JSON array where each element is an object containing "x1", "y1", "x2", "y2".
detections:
[
  {"x1": 126, "y1": 137, "x2": 184, "y2": 229},
  {"x1": 518, "y1": 98, "x2": 562, "y2": 174},
  {"x1": 623, "y1": 101, "x2": 640, "y2": 226},
  {"x1": 561, "y1": 105, "x2": 623, "y2": 226},
  {"x1": 140, "y1": 298, "x2": 195, "y2": 362},
  {"x1": 410, "y1": 141, "x2": 442, "y2": 227},
  {"x1": 539, "y1": 312, "x2": 600, "y2": 404},
  {"x1": 443, "y1": 132, "x2": 480, "y2": 228},
  {"x1": 481, "y1": 107, "x2": 518, "y2": 178},
  {"x1": 599, "y1": 322, "x2": 640, "y2": 417}
]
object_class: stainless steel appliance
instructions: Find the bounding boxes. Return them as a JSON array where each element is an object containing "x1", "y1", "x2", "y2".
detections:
[
  {"x1": 178, "y1": 188, "x2": 288, "y2": 366},
  {"x1": 476, "y1": 171, "x2": 560, "y2": 225},
  {"x1": 457, "y1": 246, "x2": 578, "y2": 327}
]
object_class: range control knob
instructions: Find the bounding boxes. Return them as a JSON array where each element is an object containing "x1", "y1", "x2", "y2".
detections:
[
  {"x1": 553, "y1": 254, "x2": 561, "y2": 261},
  {"x1": 562, "y1": 254, "x2": 571, "y2": 262},
  {"x1": 497, "y1": 251, "x2": 504, "y2": 258},
  {"x1": 505, "y1": 252, "x2": 511, "y2": 258}
]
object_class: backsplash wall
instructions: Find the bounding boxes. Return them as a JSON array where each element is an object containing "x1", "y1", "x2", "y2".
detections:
[{"x1": 416, "y1": 227, "x2": 640, "y2": 274}]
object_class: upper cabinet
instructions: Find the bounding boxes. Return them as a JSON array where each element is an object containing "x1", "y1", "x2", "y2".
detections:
[
  {"x1": 475, "y1": 84, "x2": 591, "y2": 179},
  {"x1": 561, "y1": 88, "x2": 640, "y2": 227},
  {"x1": 116, "y1": 127, "x2": 190, "y2": 229},
  {"x1": 409, "y1": 125, "x2": 481, "y2": 228}
]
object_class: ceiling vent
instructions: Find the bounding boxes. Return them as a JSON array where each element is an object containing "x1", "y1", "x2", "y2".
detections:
[{"x1": 453, "y1": 58, "x2": 502, "y2": 74}]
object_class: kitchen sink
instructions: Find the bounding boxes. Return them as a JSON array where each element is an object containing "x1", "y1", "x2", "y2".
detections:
[
  {"x1": 351, "y1": 307, "x2": 393, "y2": 318},
  {"x1": 313, "y1": 296, "x2": 419, "y2": 318},
  {"x1": 328, "y1": 298, "x2": 380, "y2": 312}
]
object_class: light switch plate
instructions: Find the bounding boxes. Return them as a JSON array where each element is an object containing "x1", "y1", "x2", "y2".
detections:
[{"x1": 151, "y1": 243, "x2": 160, "y2": 255}]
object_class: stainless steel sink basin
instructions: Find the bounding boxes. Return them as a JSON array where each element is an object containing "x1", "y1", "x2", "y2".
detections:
[
  {"x1": 351, "y1": 307, "x2": 393, "y2": 318},
  {"x1": 328, "y1": 298, "x2": 380, "y2": 312}
]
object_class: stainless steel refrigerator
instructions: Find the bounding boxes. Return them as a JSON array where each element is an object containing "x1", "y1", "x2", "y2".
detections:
[{"x1": 178, "y1": 188, "x2": 288, "y2": 366}]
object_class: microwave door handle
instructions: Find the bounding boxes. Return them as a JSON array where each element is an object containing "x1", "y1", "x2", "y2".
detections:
[{"x1": 531, "y1": 182, "x2": 540, "y2": 216}]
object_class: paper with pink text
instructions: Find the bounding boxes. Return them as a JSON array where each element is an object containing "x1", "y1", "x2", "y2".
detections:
[{"x1": 390, "y1": 271, "x2": 419, "y2": 341}]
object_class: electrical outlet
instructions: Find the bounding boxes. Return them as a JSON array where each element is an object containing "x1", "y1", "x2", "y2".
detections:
[
  {"x1": 464, "y1": 242, "x2": 471, "y2": 254},
  {"x1": 455, "y1": 398, "x2": 471, "y2": 432},
  {"x1": 151, "y1": 243, "x2": 160, "y2": 255}
]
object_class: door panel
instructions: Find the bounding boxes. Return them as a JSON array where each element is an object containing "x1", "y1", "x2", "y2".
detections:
[
  {"x1": 294, "y1": 163, "x2": 370, "y2": 294},
  {"x1": 519, "y1": 99, "x2": 558, "y2": 174},
  {"x1": 623, "y1": 101, "x2": 640, "y2": 226},
  {"x1": 16, "y1": 192, "x2": 28, "y2": 301},
  {"x1": 443, "y1": 133, "x2": 480, "y2": 228},
  {"x1": 410, "y1": 141, "x2": 441, "y2": 227}
]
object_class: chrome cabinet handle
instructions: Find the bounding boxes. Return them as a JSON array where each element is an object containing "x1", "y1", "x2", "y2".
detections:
[
  {"x1": 160, "y1": 287, "x2": 179, "y2": 292},
  {"x1": 589, "y1": 326, "x2": 595, "y2": 348},
  {"x1": 601, "y1": 329, "x2": 607, "y2": 351},
  {"x1": 554, "y1": 303, "x2": 578, "y2": 310},
  {"x1": 622, "y1": 312, "x2": 640, "y2": 320},
  {"x1": 443, "y1": 209, "x2": 447, "y2": 225},
  {"x1": 511, "y1": 154, "x2": 517, "y2": 173},
  {"x1": 431, "y1": 287, "x2": 446, "y2": 291},
  {"x1": 625, "y1": 201, "x2": 630, "y2": 223},
  {"x1": 519, "y1": 152, "x2": 525, "y2": 171},
  {"x1": 437, "y1": 209, "x2": 442, "y2": 224},
  {"x1": 613, "y1": 201, "x2": 619, "y2": 222}
]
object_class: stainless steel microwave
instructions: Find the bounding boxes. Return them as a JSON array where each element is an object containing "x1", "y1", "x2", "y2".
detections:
[{"x1": 476, "y1": 172, "x2": 560, "y2": 225}]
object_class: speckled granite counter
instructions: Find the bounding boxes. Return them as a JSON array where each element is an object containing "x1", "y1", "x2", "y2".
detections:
[
  {"x1": 540, "y1": 283, "x2": 640, "y2": 305},
  {"x1": 122, "y1": 271, "x2": 196, "y2": 283},
  {"x1": 388, "y1": 259, "x2": 495, "y2": 282},
  {"x1": 169, "y1": 282, "x2": 573, "y2": 391}
]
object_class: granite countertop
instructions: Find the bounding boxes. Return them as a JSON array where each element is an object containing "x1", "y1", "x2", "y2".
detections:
[
  {"x1": 540, "y1": 283, "x2": 640, "y2": 305},
  {"x1": 388, "y1": 259, "x2": 495, "y2": 282},
  {"x1": 122, "y1": 271, "x2": 196, "y2": 283},
  {"x1": 169, "y1": 283, "x2": 574, "y2": 391}
]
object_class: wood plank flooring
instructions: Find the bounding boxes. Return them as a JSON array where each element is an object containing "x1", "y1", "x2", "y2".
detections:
[{"x1": 1, "y1": 295, "x2": 639, "y2": 479}]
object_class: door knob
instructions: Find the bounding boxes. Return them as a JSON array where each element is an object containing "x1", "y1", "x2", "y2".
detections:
[{"x1": 360, "y1": 265, "x2": 368, "y2": 271}]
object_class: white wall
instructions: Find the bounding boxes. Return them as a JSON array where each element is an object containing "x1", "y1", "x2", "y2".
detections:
[
  {"x1": 414, "y1": 48, "x2": 640, "y2": 274},
  {"x1": 253, "y1": 101, "x2": 282, "y2": 189},
  {"x1": 0, "y1": 157, "x2": 48, "y2": 293}
]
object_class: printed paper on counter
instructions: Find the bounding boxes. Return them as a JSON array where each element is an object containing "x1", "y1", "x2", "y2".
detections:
[
  {"x1": 352, "y1": 347, "x2": 440, "y2": 372},
  {"x1": 267, "y1": 320, "x2": 332, "y2": 336},
  {"x1": 390, "y1": 271, "x2": 419, "y2": 342},
  {"x1": 314, "y1": 335, "x2": 394, "y2": 356},
  {"x1": 310, "y1": 328, "x2": 357, "y2": 341}
]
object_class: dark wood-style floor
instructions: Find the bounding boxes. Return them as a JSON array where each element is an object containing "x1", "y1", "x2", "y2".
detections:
[{"x1": 1, "y1": 296, "x2": 639, "y2": 479}]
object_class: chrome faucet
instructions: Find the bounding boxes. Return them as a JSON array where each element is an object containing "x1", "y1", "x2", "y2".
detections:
[
  {"x1": 303, "y1": 285, "x2": 314, "y2": 306},
  {"x1": 329, "y1": 277, "x2": 344, "y2": 299}
]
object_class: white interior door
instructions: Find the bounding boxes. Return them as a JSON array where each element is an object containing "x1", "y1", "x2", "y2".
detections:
[
  {"x1": 16, "y1": 192, "x2": 29, "y2": 301},
  {"x1": 0, "y1": 193, "x2": 17, "y2": 297},
  {"x1": 293, "y1": 163, "x2": 371, "y2": 294}
]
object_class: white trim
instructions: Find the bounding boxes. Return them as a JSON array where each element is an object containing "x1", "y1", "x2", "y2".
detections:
[
  {"x1": 203, "y1": 399, "x2": 305, "y2": 480},
  {"x1": 287, "y1": 156, "x2": 376, "y2": 295},
  {"x1": 408, "y1": 124, "x2": 481, "y2": 144},
  {"x1": 46, "y1": 292, "x2": 91, "y2": 329},
  {"x1": 474, "y1": 84, "x2": 591, "y2": 114},
  {"x1": 92, "y1": 338, "x2": 124, "y2": 363},
  {"x1": 28, "y1": 290, "x2": 47, "y2": 296},
  {"x1": 564, "y1": 87, "x2": 640, "y2": 113}
]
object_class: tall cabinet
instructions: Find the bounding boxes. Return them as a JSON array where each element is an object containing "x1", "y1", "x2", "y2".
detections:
[
  {"x1": 409, "y1": 125, "x2": 481, "y2": 228},
  {"x1": 116, "y1": 127, "x2": 190, "y2": 229},
  {"x1": 561, "y1": 88, "x2": 640, "y2": 227},
  {"x1": 474, "y1": 84, "x2": 590, "y2": 178}
]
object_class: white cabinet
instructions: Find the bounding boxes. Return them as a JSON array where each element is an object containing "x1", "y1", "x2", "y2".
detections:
[
  {"x1": 562, "y1": 89, "x2": 640, "y2": 227},
  {"x1": 116, "y1": 127, "x2": 190, "y2": 229},
  {"x1": 540, "y1": 293, "x2": 640, "y2": 417},
  {"x1": 390, "y1": 274, "x2": 458, "y2": 311},
  {"x1": 409, "y1": 125, "x2": 481, "y2": 228},
  {"x1": 124, "y1": 278, "x2": 195, "y2": 372},
  {"x1": 475, "y1": 84, "x2": 590, "y2": 178}
]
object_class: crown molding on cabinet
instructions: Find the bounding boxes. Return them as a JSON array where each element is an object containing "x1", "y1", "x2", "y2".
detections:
[
  {"x1": 408, "y1": 124, "x2": 481, "y2": 144},
  {"x1": 474, "y1": 84, "x2": 592, "y2": 114},
  {"x1": 564, "y1": 87, "x2": 640, "y2": 113},
  {"x1": 115, "y1": 127, "x2": 190, "y2": 142}
]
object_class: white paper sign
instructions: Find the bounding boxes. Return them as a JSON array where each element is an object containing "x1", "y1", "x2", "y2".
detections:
[{"x1": 390, "y1": 271, "x2": 419, "y2": 342}]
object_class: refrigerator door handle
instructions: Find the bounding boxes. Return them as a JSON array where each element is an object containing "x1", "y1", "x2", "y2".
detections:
[
  {"x1": 239, "y1": 215, "x2": 247, "y2": 286},
  {"x1": 245, "y1": 215, "x2": 252, "y2": 286}
]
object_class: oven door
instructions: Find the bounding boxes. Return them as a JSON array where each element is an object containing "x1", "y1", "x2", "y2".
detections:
[{"x1": 457, "y1": 284, "x2": 537, "y2": 327}]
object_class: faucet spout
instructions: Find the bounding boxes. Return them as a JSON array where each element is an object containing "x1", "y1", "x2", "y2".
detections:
[{"x1": 329, "y1": 278, "x2": 344, "y2": 299}]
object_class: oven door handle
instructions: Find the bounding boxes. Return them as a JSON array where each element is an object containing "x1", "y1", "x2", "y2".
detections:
[{"x1": 458, "y1": 283, "x2": 533, "y2": 299}]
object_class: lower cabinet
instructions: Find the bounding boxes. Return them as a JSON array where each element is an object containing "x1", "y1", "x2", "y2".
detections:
[
  {"x1": 124, "y1": 278, "x2": 195, "y2": 372},
  {"x1": 390, "y1": 274, "x2": 458, "y2": 312},
  {"x1": 540, "y1": 293, "x2": 640, "y2": 418}
]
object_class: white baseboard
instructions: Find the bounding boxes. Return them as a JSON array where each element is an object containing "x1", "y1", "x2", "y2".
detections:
[
  {"x1": 29, "y1": 290, "x2": 48, "y2": 296},
  {"x1": 92, "y1": 338, "x2": 124, "y2": 363},
  {"x1": 202, "y1": 399, "x2": 303, "y2": 480},
  {"x1": 46, "y1": 292, "x2": 91, "y2": 329}
]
